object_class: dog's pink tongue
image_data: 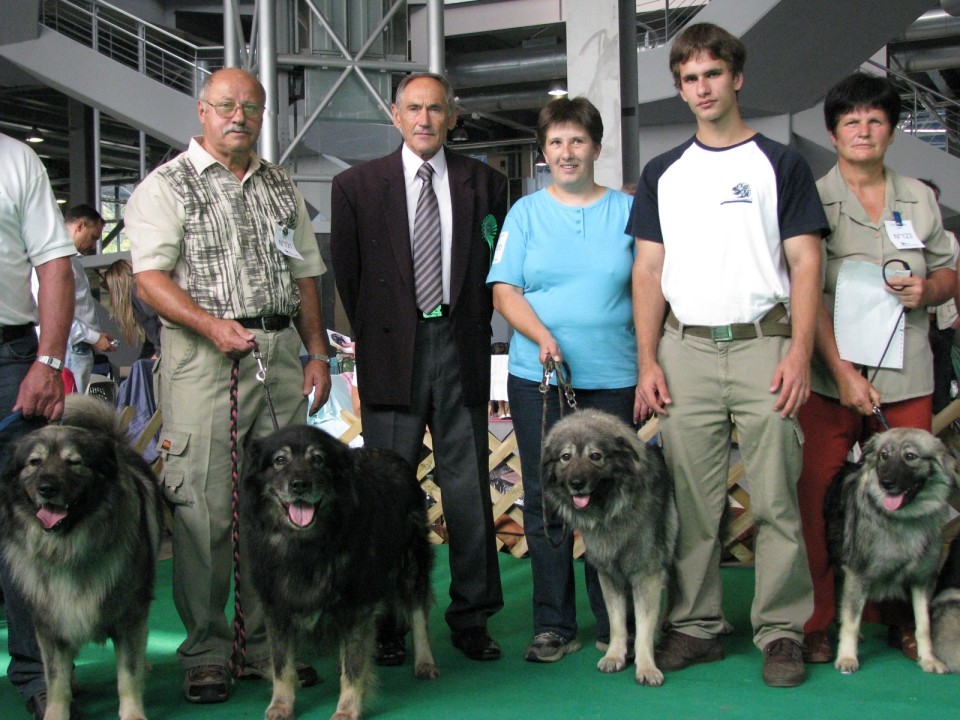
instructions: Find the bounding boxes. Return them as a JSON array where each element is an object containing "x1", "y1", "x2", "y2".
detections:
[
  {"x1": 36, "y1": 506, "x2": 66, "y2": 529},
  {"x1": 573, "y1": 496, "x2": 590, "y2": 509},
  {"x1": 288, "y1": 502, "x2": 315, "y2": 527},
  {"x1": 883, "y1": 494, "x2": 905, "y2": 511}
]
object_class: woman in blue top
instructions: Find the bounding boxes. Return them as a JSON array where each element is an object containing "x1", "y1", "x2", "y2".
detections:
[{"x1": 487, "y1": 97, "x2": 637, "y2": 663}]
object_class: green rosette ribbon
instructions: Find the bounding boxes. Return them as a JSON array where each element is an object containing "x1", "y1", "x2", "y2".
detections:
[{"x1": 481, "y1": 214, "x2": 498, "y2": 264}]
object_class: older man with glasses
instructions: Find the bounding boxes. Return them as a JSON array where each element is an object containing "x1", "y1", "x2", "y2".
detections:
[{"x1": 125, "y1": 67, "x2": 331, "y2": 704}]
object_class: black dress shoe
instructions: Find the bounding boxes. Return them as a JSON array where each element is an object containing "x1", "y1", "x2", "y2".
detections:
[
  {"x1": 375, "y1": 634, "x2": 407, "y2": 667},
  {"x1": 452, "y1": 626, "x2": 501, "y2": 661}
]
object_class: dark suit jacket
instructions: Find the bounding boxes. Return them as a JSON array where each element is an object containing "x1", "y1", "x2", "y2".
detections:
[{"x1": 330, "y1": 145, "x2": 508, "y2": 407}]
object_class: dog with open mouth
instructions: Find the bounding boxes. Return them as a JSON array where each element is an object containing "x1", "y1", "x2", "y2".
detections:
[
  {"x1": 240, "y1": 424, "x2": 437, "y2": 720},
  {"x1": 824, "y1": 427, "x2": 958, "y2": 674},
  {"x1": 0, "y1": 395, "x2": 163, "y2": 720},
  {"x1": 541, "y1": 409, "x2": 678, "y2": 686}
]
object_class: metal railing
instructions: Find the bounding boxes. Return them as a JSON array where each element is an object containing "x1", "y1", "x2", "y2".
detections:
[
  {"x1": 39, "y1": 0, "x2": 223, "y2": 97},
  {"x1": 636, "y1": 0, "x2": 710, "y2": 51},
  {"x1": 866, "y1": 59, "x2": 960, "y2": 160}
]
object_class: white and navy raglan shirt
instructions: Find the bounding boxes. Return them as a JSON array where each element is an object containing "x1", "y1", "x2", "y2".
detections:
[{"x1": 627, "y1": 134, "x2": 828, "y2": 326}]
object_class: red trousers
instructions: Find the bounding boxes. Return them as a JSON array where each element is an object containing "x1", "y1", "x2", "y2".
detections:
[{"x1": 797, "y1": 391, "x2": 931, "y2": 633}]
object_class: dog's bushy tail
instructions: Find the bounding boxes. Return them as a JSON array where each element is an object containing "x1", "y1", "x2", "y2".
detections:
[{"x1": 61, "y1": 395, "x2": 127, "y2": 442}]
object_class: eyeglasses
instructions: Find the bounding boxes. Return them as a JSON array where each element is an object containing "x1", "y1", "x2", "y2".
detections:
[{"x1": 202, "y1": 100, "x2": 264, "y2": 118}]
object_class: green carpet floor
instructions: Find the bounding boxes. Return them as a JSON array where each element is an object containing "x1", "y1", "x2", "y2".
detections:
[{"x1": 2, "y1": 546, "x2": 959, "y2": 719}]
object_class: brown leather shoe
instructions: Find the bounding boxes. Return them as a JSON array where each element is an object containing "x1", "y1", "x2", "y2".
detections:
[
  {"x1": 762, "y1": 638, "x2": 805, "y2": 687},
  {"x1": 887, "y1": 626, "x2": 919, "y2": 661},
  {"x1": 654, "y1": 629, "x2": 723, "y2": 672},
  {"x1": 183, "y1": 665, "x2": 230, "y2": 704},
  {"x1": 801, "y1": 630, "x2": 833, "y2": 664}
]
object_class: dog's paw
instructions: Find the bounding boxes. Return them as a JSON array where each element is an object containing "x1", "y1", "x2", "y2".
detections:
[
  {"x1": 266, "y1": 700, "x2": 296, "y2": 720},
  {"x1": 331, "y1": 712, "x2": 359, "y2": 720},
  {"x1": 920, "y1": 656, "x2": 949, "y2": 674},
  {"x1": 835, "y1": 655, "x2": 860, "y2": 674},
  {"x1": 414, "y1": 661, "x2": 440, "y2": 680},
  {"x1": 635, "y1": 664, "x2": 665, "y2": 687},
  {"x1": 597, "y1": 653, "x2": 627, "y2": 673}
]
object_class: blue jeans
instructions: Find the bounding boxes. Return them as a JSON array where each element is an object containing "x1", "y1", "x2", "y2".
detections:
[
  {"x1": 508, "y1": 374, "x2": 636, "y2": 642},
  {"x1": 0, "y1": 332, "x2": 47, "y2": 701}
]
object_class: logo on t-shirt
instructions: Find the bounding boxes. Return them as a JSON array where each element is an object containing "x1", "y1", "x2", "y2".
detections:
[{"x1": 721, "y1": 183, "x2": 752, "y2": 205}]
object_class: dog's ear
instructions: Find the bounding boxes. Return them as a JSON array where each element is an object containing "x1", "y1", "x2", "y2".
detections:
[{"x1": 613, "y1": 434, "x2": 641, "y2": 463}]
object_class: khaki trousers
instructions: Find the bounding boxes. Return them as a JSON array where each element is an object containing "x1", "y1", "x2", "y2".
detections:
[
  {"x1": 657, "y1": 323, "x2": 813, "y2": 648},
  {"x1": 157, "y1": 324, "x2": 306, "y2": 668}
]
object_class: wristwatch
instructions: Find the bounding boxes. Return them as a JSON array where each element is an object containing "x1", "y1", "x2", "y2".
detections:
[
  {"x1": 306, "y1": 353, "x2": 330, "y2": 364},
  {"x1": 36, "y1": 355, "x2": 64, "y2": 371}
]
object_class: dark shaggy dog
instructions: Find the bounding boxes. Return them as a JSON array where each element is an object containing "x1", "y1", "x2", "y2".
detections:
[
  {"x1": 932, "y1": 534, "x2": 960, "y2": 673},
  {"x1": 0, "y1": 395, "x2": 162, "y2": 720},
  {"x1": 541, "y1": 409, "x2": 678, "y2": 686},
  {"x1": 825, "y1": 427, "x2": 958, "y2": 674},
  {"x1": 240, "y1": 425, "x2": 437, "y2": 720}
]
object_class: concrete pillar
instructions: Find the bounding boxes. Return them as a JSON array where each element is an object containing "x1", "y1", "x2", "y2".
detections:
[
  {"x1": 67, "y1": 98, "x2": 96, "y2": 207},
  {"x1": 565, "y1": 0, "x2": 631, "y2": 190}
]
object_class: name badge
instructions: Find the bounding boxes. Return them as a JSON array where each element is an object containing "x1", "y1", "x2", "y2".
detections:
[
  {"x1": 884, "y1": 219, "x2": 924, "y2": 250},
  {"x1": 274, "y1": 223, "x2": 304, "y2": 259}
]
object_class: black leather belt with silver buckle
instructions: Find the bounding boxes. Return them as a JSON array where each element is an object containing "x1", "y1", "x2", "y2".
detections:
[
  {"x1": 0, "y1": 323, "x2": 34, "y2": 345},
  {"x1": 666, "y1": 304, "x2": 791, "y2": 341},
  {"x1": 420, "y1": 304, "x2": 450, "y2": 321},
  {"x1": 234, "y1": 315, "x2": 291, "y2": 332}
]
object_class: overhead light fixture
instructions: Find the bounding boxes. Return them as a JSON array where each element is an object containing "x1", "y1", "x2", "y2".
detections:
[
  {"x1": 534, "y1": 149, "x2": 547, "y2": 167},
  {"x1": 25, "y1": 126, "x2": 44, "y2": 144},
  {"x1": 547, "y1": 79, "x2": 567, "y2": 97},
  {"x1": 451, "y1": 119, "x2": 469, "y2": 142}
]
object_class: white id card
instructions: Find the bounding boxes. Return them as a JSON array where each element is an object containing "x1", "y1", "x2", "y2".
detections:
[
  {"x1": 884, "y1": 219, "x2": 924, "y2": 250},
  {"x1": 274, "y1": 223, "x2": 303, "y2": 259}
]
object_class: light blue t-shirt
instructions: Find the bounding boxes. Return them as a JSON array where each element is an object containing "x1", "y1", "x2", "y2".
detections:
[{"x1": 487, "y1": 187, "x2": 637, "y2": 389}]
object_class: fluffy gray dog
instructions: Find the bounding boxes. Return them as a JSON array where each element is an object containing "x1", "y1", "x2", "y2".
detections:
[
  {"x1": 825, "y1": 427, "x2": 958, "y2": 674},
  {"x1": 541, "y1": 409, "x2": 677, "y2": 686}
]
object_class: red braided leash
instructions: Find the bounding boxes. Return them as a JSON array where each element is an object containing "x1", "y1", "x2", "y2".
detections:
[{"x1": 227, "y1": 358, "x2": 246, "y2": 677}]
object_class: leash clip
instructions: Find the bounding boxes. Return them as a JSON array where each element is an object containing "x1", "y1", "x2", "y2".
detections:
[
  {"x1": 251, "y1": 344, "x2": 280, "y2": 430},
  {"x1": 872, "y1": 403, "x2": 891, "y2": 431}
]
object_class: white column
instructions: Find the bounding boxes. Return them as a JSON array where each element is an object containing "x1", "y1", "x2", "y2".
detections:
[{"x1": 564, "y1": 0, "x2": 626, "y2": 189}]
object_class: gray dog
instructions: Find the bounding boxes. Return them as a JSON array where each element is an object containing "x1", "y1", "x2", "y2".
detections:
[
  {"x1": 541, "y1": 409, "x2": 678, "y2": 686},
  {"x1": 825, "y1": 427, "x2": 958, "y2": 674}
]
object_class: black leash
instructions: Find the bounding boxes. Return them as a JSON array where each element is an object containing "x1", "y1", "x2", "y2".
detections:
[
  {"x1": 867, "y1": 259, "x2": 913, "y2": 430},
  {"x1": 540, "y1": 358, "x2": 577, "y2": 549}
]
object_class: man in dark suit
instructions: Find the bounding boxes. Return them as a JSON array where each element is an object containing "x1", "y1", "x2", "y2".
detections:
[{"x1": 331, "y1": 72, "x2": 506, "y2": 663}]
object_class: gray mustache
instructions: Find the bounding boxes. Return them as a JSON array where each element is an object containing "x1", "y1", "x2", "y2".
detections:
[{"x1": 223, "y1": 124, "x2": 251, "y2": 135}]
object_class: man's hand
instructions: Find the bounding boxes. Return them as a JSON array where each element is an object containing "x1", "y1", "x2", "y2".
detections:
[
  {"x1": 207, "y1": 320, "x2": 257, "y2": 359},
  {"x1": 770, "y1": 347, "x2": 811, "y2": 419},
  {"x1": 93, "y1": 333, "x2": 118, "y2": 352},
  {"x1": 637, "y1": 361, "x2": 672, "y2": 417},
  {"x1": 14, "y1": 362, "x2": 65, "y2": 421},
  {"x1": 303, "y1": 361, "x2": 331, "y2": 415}
]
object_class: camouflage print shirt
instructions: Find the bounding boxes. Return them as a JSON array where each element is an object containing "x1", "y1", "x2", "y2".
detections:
[{"x1": 126, "y1": 137, "x2": 324, "y2": 319}]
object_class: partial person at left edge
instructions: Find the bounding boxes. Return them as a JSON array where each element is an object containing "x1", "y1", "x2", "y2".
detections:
[{"x1": 0, "y1": 131, "x2": 78, "y2": 719}]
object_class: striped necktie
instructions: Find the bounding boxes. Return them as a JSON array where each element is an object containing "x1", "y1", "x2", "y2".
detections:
[{"x1": 412, "y1": 162, "x2": 442, "y2": 314}]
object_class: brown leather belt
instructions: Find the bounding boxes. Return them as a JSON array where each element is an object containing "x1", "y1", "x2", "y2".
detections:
[
  {"x1": 0, "y1": 323, "x2": 34, "y2": 345},
  {"x1": 234, "y1": 315, "x2": 291, "y2": 332},
  {"x1": 666, "y1": 304, "x2": 791, "y2": 341}
]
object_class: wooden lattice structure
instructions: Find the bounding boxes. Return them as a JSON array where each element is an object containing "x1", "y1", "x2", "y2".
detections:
[{"x1": 126, "y1": 395, "x2": 960, "y2": 564}]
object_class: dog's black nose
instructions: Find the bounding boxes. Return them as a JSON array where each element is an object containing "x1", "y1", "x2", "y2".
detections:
[
  {"x1": 289, "y1": 476, "x2": 310, "y2": 495},
  {"x1": 36, "y1": 479, "x2": 61, "y2": 499}
]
